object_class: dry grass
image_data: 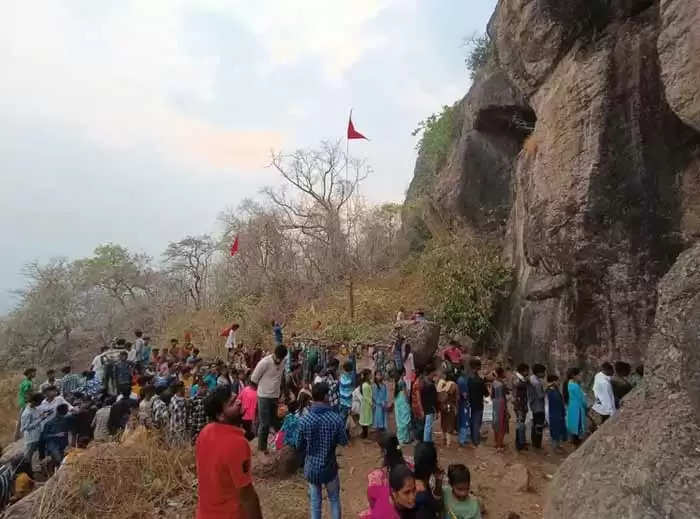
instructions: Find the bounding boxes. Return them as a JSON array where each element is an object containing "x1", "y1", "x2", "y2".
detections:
[
  {"x1": 34, "y1": 429, "x2": 196, "y2": 519},
  {"x1": 0, "y1": 373, "x2": 22, "y2": 447}
]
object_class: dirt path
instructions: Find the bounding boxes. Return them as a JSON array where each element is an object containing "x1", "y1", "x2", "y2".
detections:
[{"x1": 257, "y1": 426, "x2": 567, "y2": 519}]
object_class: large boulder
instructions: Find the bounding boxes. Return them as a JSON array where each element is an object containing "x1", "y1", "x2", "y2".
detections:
[
  {"x1": 393, "y1": 320, "x2": 440, "y2": 370},
  {"x1": 250, "y1": 443, "x2": 300, "y2": 480},
  {"x1": 658, "y1": 0, "x2": 700, "y2": 132},
  {"x1": 0, "y1": 440, "x2": 24, "y2": 466},
  {"x1": 545, "y1": 243, "x2": 700, "y2": 518}
]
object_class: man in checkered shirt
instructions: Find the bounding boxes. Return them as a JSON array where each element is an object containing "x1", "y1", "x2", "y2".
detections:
[
  {"x1": 168, "y1": 382, "x2": 188, "y2": 446},
  {"x1": 296, "y1": 382, "x2": 348, "y2": 519},
  {"x1": 323, "y1": 359, "x2": 341, "y2": 411},
  {"x1": 187, "y1": 385, "x2": 208, "y2": 442}
]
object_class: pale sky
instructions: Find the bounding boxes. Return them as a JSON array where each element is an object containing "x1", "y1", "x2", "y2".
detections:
[{"x1": 0, "y1": 0, "x2": 497, "y2": 312}]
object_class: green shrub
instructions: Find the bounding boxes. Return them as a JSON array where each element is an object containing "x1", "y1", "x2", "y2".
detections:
[
  {"x1": 464, "y1": 33, "x2": 493, "y2": 80},
  {"x1": 420, "y1": 240, "x2": 512, "y2": 341}
]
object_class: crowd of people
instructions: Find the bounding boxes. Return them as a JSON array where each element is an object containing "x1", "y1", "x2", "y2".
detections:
[{"x1": 7, "y1": 318, "x2": 644, "y2": 518}]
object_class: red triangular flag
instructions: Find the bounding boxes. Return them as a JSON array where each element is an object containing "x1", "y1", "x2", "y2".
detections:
[
  {"x1": 347, "y1": 112, "x2": 368, "y2": 140},
  {"x1": 230, "y1": 236, "x2": 239, "y2": 256}
]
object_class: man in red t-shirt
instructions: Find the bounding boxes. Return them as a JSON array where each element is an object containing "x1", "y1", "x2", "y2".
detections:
[{"x1": 196, "y1": 386, "x2": 262, "y2": 519}]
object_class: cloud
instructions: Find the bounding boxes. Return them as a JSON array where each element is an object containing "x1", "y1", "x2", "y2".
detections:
[{"x1": 0, "y1": 0, "x2": 284, "y2": 173}]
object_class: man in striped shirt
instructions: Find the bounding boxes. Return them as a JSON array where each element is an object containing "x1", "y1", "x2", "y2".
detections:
[{"x1": 60, "y1": 366, "x2": 82, "y2": 400}]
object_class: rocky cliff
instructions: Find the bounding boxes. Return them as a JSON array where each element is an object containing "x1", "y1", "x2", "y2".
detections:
[{"x1": 405, "y1": 0, "x2": 700, "y2": 373}]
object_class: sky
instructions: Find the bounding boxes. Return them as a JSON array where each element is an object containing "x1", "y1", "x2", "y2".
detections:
[{"x1": 0, "y1": 0, "x2": 497, "y2": 313}]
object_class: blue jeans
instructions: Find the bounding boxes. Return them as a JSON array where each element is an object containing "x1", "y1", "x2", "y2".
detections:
[
  {"x1": 469, "y1": 408, "x2": 483, "y2": 446},
  {"x1": 423, "y1": 413, "x2": 435, "y2": 442},
  {"x1": 308, "y1": 473, "x2": 341, "y2": 519}
]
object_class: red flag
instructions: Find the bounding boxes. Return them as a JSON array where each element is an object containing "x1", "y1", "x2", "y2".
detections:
[
  {"x1": 230, "y1": 236, "x2": 239, "y2": 256},
  {"x1": 347, "y1": 112, "x2": 368, "y2": 140}
]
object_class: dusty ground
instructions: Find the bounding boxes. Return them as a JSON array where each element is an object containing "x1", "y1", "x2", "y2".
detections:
[{"x1": 256, "y1": 423, "x2": 567, "y2": 519}]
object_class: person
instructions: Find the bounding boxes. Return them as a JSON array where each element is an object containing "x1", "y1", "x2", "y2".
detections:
[
  {"x1": 186, "y1": 347, "x2": 201, "y2": 366},
  {"x1": 225, "y1": 323, "x2": 239, "y2": 358},
  {"x1": 323, "y1": 360, "x2": 341, "y2": 411},
  {"x1": 238, "y1": 380, "x2": 258, "y2": 440},
  {"x1": 132, "y1": 330, "x2": 145, "y2": 366},
  {"x1": 382, "y1": 464, "x2": 417, "y2": 519},
  {"x1": 72, "y1": 396, "x2": 96, "y2": 443},
  {"x1": 188, "y1": 383, "x2": 208, "y2": 441},
  {"x1": 373, "y1": 371, "x2": 389, "y2": 433},
  {"x1": 92, "y1": 396, "x2": 114, "y2": 441},
  {"x1": 396, "y1": 307, "x2": 406, "y2": 322},
  {"x1": 546, "y1": 374, "x2": 567, "y2": 451},
  {"x1": 611, "y1": 361, "x2": 633, "y2": 409},
  {"x1": 20, "y1": 393, "x2": 44, "y2": 464},
  {"x1": 359, "y1": 369, "x2": 374, "y2": 439},
  {"x1": 142, "y1": 336, "x2": 152, "y2": 364},
  {"x1": 442, "y1": 371, "x2": 461, "y2": 446},
  {"x1": 443, "y1": 340, "x2": 463, "y2": 367},
  {"x1": 420, "y1": 369, "x2": 438, "y2": 443},
  {"x1": 39, "y1": 369, "x2": 60, "y2": 394},
  {"x1": 59, "y1": 366, "x2": 82, "y2": 399},
  {"x1": 114, "y1": 351, "x2": 133, "y2": 396},
  {"x1": 16, "y1": 368, "x2": 36, "y2": 439},
  {"x1": 373, "y1": 347, "x2": 387, "y2": 378},
  {"x1": 169, "y1": 338, "x2": 181, "y2": 361},
  {"x1": 168, "y1": 382, "x2": 188, "y2": 446},
  {"x1": 38, "y1": 385, "x2": 74, "y2": 424},
  {"x1": 250, "y1": 344, "x2": 287, "y2": 454},
  {"x1": 456, "y1": 366, "x2": 471, "y2": 448},
  {"x1": 564, "y1": 367, "x2": 587, "y2": 445},
  {"x1": 41, "y1": 403, "x2": 73, "y2": 469},
  {"x1": 413, "y1": 441, "x2": 442, "y2": 519},
  {"x1": 403, "y1": 344, "x2": 415, "y2": 395},
  {"x1": 592, "y1": 362, "x2": 616, "y2": 423},
  {"x1": 296, "y1": 382, "x2": 348, "y2": 519},
  {"x1": 272, "y1": 320, "x2": 284, "y2": 346},
  {"x1": 108, "y1": 387, "x2": 138, "y2": 435},
  {"x1": 139, "y1": 385, "x2": 155, "y2": 428},
  {"x1": 394, "y1": 371, "x2": 412, "y2": 445},
  {"x1": 151, "y1": 385, "x2": 170, "y2": 429},
  {"x1": 411, "y1": 367, "x2": 425, "y2": 441},
  {"x1": 81, "y1": 371, "x2": 101, "y2": 398},
  {"x1": 195, "y1": 385, "x2": 262, "y2": 519},
  {"x1": 91, "y1": 346, "x2": 111, "y2": 385},
  {"x1": 361, "y1": 433, "x2": 411, "y2": 518},
  {"x1": 513, "y1": 363, "x2": 530, "y2": 451},
  {"x1": 217, "y1": 366, "x2": 232, "y2": 387},
  {"x1": 490, "y1": 367, "x2": 508, "y2": 451},
  {"x1": 443, "y1": 464, "x2": 481, "y2": 519},
  {"x1": 528, "y1": 364, "x2": 547, "y2": 449},
  {"x1": 202, "y1": 368, "x2": 218, "y2": 391},
  {"x1": 466, "y1": 359, "x2": 486, "y2": 446},
  {"x1": 339, "y1": 361, "x2": 355, "y2": 421}
]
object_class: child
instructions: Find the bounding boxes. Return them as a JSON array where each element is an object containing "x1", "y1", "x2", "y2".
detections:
[
  {"x1": 443, "y1": 464, "x2": 481, "y2": 519},
  {"x1": 359, "y1": 369, "x2": 373, "y2": 439},
  {"x1": 546, "y1": 374, "x2": 567, "y2": 452},
  {"x1": 372, "y1": 371, "x2": 388, "y2": 433}
]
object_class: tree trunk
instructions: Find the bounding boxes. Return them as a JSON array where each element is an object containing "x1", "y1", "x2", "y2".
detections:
[{"x1": 345, "y1": 277, "x2": 355, "y2": 321}]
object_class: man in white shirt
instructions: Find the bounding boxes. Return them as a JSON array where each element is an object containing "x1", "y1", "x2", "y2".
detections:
[
  {"x1": 592, "y1": 362, "x2": 616, "y2": 423},
  {"x1": 224, "y1": 324, "x2": 239, "y2": 360},
  {"x1": 250, "y1": 344, "x2": 287, "y2": 454},
  {"x1": 132, "y1": 330, "x2": 145, "y2": 365},
  {"x1": 38, "y1": 385, "x2": 74, "y2": 425}
]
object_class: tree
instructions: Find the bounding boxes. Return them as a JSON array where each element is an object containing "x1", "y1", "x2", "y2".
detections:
[
  {"x1": 76, "y1": 244, "x2": 152, "y2": 306},
  {"x1": 263, "y1": 140, "x2": 370, "y2": 319},
  {"x1": 162, "y1": 235, "x2": 215, "y2": 310}
]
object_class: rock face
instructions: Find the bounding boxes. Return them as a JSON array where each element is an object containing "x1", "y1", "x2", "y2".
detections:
[
  {"x1": 405, "y1": 0, "x2": 700, "y2": 373},
  {"x1": 658, "y1": 0, "x2": 700, "y2": 131},
  {"x1": 545, "y1": 243, "x2": 700, "y2": 519}
]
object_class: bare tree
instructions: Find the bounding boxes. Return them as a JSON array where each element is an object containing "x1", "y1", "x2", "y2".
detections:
[
  {"x1": 263, "y1": 140, "x2": 370, "y2": 318},
  {"x1": 162, "y1": 235, "x2": 215, "y2": 310}
]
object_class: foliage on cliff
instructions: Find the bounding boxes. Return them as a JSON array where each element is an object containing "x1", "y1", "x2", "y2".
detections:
[{"x1": 419, "y1": 239, "x2": 512, "y2": 341}]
